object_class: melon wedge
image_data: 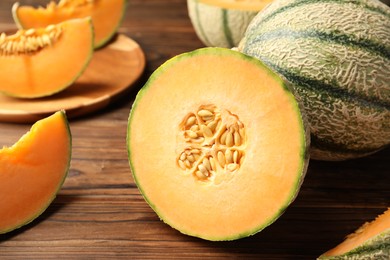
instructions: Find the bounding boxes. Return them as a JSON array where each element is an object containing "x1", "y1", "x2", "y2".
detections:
[
  {"x1": 12, "y1": 0, "x2": 127, "y2": 48},
  {"x1": 319, "y1": 208, "x2": 390, "y2": 259},
  {"x1": 127, "y1": 47, "x2": 309, "y2": 241},
  {"x1": 0, "y1": 111, "x2": 71, "y2": 234},
  {"x1": 0, "y1": 17, "x2": 93, "y2": 98}
]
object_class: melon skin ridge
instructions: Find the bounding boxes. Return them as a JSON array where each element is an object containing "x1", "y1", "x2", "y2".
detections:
[
  {"x1": 239, "y1": 0, "x2": 390, "y2": 160},
  {"x1": 127, "y1": 47, "x2": 310, "y2": 241}
]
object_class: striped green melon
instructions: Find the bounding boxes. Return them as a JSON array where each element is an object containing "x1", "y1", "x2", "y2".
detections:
[
  {"x1": 319, "y1": 208, "x2": 390, "y2": 259},
  {"x1": 187, "y1": 0, "x2": 273, "y2": 48},
  {"x1": 239, "y1": 0, "x2": 390, "y2": 160}
]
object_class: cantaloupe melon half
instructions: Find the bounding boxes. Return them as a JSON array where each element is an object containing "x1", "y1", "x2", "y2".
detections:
[
  {"x1": 12, "y1": 0, "x2": 127, "y2": 48},
  {"x1": 127, "y1": 47, "x2": 309, "y2": 241},
  {"x1": 319, "y1": 208, "x2": 390, "y2": 259},
  {"x1": 0, "y1": 17, "x2": 93, "y2": 98},
  {"x1": 0, "y1": 111, "x2": 71, "y2": 234}
]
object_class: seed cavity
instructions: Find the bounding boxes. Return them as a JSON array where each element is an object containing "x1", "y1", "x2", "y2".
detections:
[
  {"x1": 177, "y1": 105, "x2": 246, "y2": 182},
  {"x1": 0, "y1": 24, "x2": 62, "y2": 56}
]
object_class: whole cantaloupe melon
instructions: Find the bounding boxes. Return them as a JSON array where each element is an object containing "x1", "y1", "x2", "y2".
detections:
[
  {"x1": 239, "y1": 0, "x2": 390, "y2": 160},
  {"x1": 187, "y1": 0, "x2": 273, "y2": 48}
]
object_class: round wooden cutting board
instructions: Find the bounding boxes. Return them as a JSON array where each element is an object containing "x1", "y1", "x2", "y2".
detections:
[{"x1": 0, "y1": 34, "x2": 145, "y2": 123}]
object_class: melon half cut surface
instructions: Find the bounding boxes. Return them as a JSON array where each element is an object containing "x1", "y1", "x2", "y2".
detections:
[
  {"x1": 127, "y1": 47, "x2": 309, "y2": 241},
  {"x1": 13, "y1": 0, "x2": 127, "y2": 48},
  {"x1": 0, "y1": 17, "x2": 93, "y2": 98},
  {"x1": 0, "y1": 111, "x2": 71, "y2": 234}
]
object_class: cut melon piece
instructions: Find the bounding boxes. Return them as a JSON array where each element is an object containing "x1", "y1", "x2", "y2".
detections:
[
  {"x1": 127, "y1": 47, "x2": 309, "y2": 241},
  {"x1": 12, "y1": 0, "x2": 127, "y2": 48},
  {"x1": 0, "y1": 111, "x2": 72, "y2": 234},
  {"x1": 187, "y1": 0, "x2": 273, "y2": 48},
  {"x1": 319, "y1": 208, "x2": 390, "y2": 259},
  {"x1": 0, "y1": 17, "x2": 93, "y2": 98}
]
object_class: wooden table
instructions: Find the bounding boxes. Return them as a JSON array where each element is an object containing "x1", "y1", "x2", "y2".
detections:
[{"x1": 1, "y1": 1, "x2": 389, "y2": 259}]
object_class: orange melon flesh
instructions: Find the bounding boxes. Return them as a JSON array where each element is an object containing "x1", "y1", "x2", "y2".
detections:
[
  {"x1": 0, "y1": 111, "x2": 71, "y2": 234},
  {"x1": 322, "y1": 208, "x2": 390, "y2": 257},
  {"x1": 0, "y1": 17, "x2": 93, "y2": 98},
  {"x1": 199, "y1": 0, "x2": 272, "y2": 11},
  {"x1": 13, "y1": 0, "x2": 127, "y2": 48},
  {"x1": 128, "y1": 48, "x2": 309, "y2": 241}
]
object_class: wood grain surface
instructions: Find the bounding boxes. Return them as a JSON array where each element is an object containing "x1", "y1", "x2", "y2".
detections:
[{"x1": 0, "y1": 1, "x2": 389, "y2": 259}]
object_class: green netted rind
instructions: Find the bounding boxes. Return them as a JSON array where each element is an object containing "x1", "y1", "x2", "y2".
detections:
[
  {"x1": 318, "y1": 230, "x2": 390, "y2": 259},
  {"x1": 240, "y1": 0, "x2": 390, "y2": 160},
  {"x1": 187, "y1": 0, "x2": 258, "y2": 48}
]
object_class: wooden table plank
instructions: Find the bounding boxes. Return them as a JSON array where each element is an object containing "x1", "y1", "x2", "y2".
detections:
[{"x1": 1, "y1": 0, "x2": 389, "y2": 259}]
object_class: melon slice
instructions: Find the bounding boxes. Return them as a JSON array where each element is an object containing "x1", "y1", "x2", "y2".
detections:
[
  {"x1": 319, "y1": 208, "x2": 390, "y2": 259},
  {"x1": 127, "y1": 47, "x2": 309, "y2": 241},
  {"x1": 12, "y1": 0, "x2": 127, "y2": 48},
  {"x1": 187, "y1": 0, "x2": 273, "y2": 48},
  {"x1": 0, "y1": 17, "x2": 93, "y2": 98},
  {"x1": 0, "y1": 111, "x2": 71, "y2": 234}
]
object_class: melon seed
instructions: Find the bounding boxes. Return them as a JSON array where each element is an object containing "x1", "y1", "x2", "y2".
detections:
[
  {"x1": 225, "y1": 149, "x2": 234, "y2": 163},
  {"x1": 184, "y1": 160, "x2": 191, "y2": 168},
  {"x1": 217, "y1": 151, "x2": 226, "y2": 167},
  {"x1": 198, "y1": 164, "x2": 209, "y2": 176},
  {"x1": 190, "y1": 125, "x2": 199, "y2": 132},
  {"x1": 186, "y1": 116, "x2": 196, "y2": 127},
  {"x1": 193, "y1": 137, "x2": 205, "y2": 143},
  {"x1": 186, "y1": 130, "x2": 198, "y2": 139},
  {"x1": 0, "y1": 33, "x2": 5, "y2": 43},
  {"x1": 202, "y1": 157, "x2": 211, "y2": 171},
  {"x1": 234, "y1": 131, "x2": 241, "y2": 146},
  {"x1": 198, "y1": 109, "x2": 213, "y2": 117},
  {"x1": 195, "y1": 171, "x2": 207, "y2": 179},
  {"x1": 25, "y1": 29, "x2": 36, "y2": 36},
  {"x1": 220, "y1": 128, "x2": 228, "y2": 144},
  {"x1": 233, "y1": 150, "x2": 239, "y2": 163},
  {"x1": 201, "y1": 125, "x2": 213, "y2": 138},
  {"x1": 209, "y1": 157, "x2": 216, "y2": 171},
  {"x1": 178, "y1": 160, "x2": 186, "y2": 170},
  {"x1": 45, "y1": 24, "x2": 56, "y2": 32},
  {"x1": 187, "y1": 154, "x2": 195, "y2": 163},
  {"x1": 207, "y1": 120, "x2": 218, "y2": 132},
  {"x1": 42, "y1": 34, "x2": 52, "y2": 45},
  {"x1": 190, "y1": 148, "x2": 201, "y2": 154},
  {"x1": 227, "y1": 163, "x2": 238, "y2": 172},
  {"x1": 226, "y1": 131, "x2": 234, "y2": 147}
]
